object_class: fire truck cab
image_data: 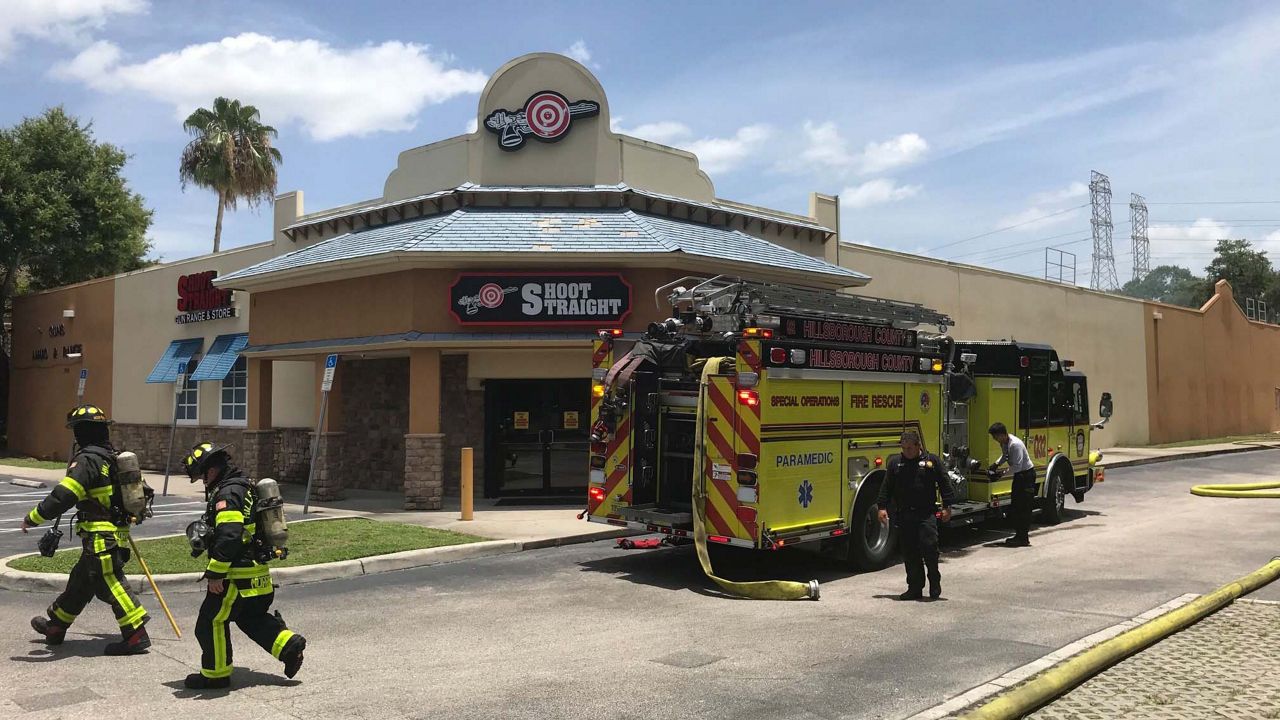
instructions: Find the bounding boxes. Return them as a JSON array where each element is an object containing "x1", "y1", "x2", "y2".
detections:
[{"x1": 585, "y1": 276, "x2": 1110, "y2": 571}]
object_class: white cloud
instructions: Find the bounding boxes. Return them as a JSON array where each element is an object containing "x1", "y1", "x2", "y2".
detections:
[
  {"x1": 54, "y1": 33, "x2": 488, "y2": 141},
  {"x1": 613, "y1": 120, "x2": 772, "y2": 174},
  {"x1": 1148, "y1": 217, "x2": 1231, "y2": 243},
  {"x1": 840, "y1": 179, "x2": 922, "y2": 209},
  {"x1": 0, "y1": 0, "x2": 144, "y2": 58},
  {"x1": 994, "y1": 182, "x2": 1090, "y2": 232},
  {"x1": 859, "y1": 132, "x2": 929, "y2": 173},
  {"x1": 682, "y1": 124, "x2": 772, "y2": 174},
  {"x1": 465, "y1": 117, "x2": 478, "y2": 134},
  {"x1": 564, "y1": 40, "x2": 592, "y2": 66},
  {"x1": 1030, "y1": 181, "x2": 1089, "y2": 206},
  {"x1": 799, "y1": 122, "x2": 927, "y2": 175}
]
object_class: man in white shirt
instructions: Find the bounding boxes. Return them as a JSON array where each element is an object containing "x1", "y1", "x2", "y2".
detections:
[{"x1": 989, "y1": 422, "x2": 1036, "y2": 547}]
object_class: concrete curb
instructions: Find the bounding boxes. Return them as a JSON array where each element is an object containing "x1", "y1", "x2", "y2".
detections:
[
  {"x1": 903, "y1": 593, "x2": 1201, "y2": 720},
  {"x1": 1103, "y1": 443, "x2": 1276, "y2": 470},
  {"x1": 0, "y1": 527, "x2": 635, "y2": 594}
]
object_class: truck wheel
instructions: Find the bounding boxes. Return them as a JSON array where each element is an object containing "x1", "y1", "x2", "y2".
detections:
[
  {"x1": 1041, "y1": 469, "x2": 1066, "y2": 525},
  {"x1": 848, "y1": 491, "x2": 895, "y2": 570}
]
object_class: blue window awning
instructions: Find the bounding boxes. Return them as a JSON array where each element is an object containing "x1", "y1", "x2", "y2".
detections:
[
  {"x1": 189, "y1": 334, "x2": 250, "y2": 382},
  {"x1": 145, "y1": 338, "x2": 204, "y2": 383}
]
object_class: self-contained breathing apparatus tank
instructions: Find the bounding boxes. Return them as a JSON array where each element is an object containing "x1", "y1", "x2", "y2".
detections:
[
  {"x1": 253, "y1": 478, "x2": 289, "y2": 562},
  {"x1": 114, "y1": 451, "x2": 152, "y2": 524}
]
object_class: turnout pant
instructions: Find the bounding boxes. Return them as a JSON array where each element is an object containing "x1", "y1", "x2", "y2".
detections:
[
  {"x1": 896, "y1": 512, "x2": 941, "y2": 592},
  {"x1": 48, "y1": 533, "x2": 149, "y2": 631},
  {"x1": 195, "y1": 581, "x2": 296, "y2": 680},
  {"x1": 1010, "y1": 469, "x2": 1038, "y2": 540}
]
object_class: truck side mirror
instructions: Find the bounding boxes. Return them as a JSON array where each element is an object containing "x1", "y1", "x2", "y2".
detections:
[{"x1": 1099, "y1": 392, "x2": 1113, "y2": 419}]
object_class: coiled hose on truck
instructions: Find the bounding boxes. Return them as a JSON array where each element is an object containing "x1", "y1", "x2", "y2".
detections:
[{"x1": 690, "y1": 357, "x2": 819, "y2": 601}]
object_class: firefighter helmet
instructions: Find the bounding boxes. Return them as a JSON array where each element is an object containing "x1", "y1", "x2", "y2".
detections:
[
  {"x1": 65, "y1": 404, "x2": 111, "y2": 428},
  {"x1": 183, "y1": 442, "x2": 232, "y2": 482}
]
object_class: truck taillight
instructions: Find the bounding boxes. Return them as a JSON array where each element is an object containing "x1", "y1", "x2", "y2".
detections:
[
  {"x1": 708, "y1": 535, "x2": 731, "y2": 544},
  {"x1": 743, "y1": 327, "x2": 773, "y2": 338},
  {"x1": 737, "y1": 452, "x2": 758, "y2": 470},
  {"x1": 589, "y1": 455, "x2": 607, "y2": 469},
  {"x1": 591, "y1": 441, "x2": 608, "y2": 455},
  {"x1": 1020, "y1": 355, "x2": 1030, "y2": 368},
  {"x1": 597, "y1": 328, "x2": 624, "y2": 339},
  {"x1": 737, "y1": 390, "x2": 759, "y2": 408},
  {"x1": 874, "y1": 457, "x2": 883, "y2": 467},
  {"x1": 737, "y1": 470, "x2": 758, "y2": 486},
  {"x1": 588, "y1": 486, "x2": 607, "y2": 502},
  {"x1": 769, "y1": 347, "x2": 788, "y2": 364},
  {"x1": 931, "y1": 359, "x2": 943, "y2": 372},
  {"x1": 592, "y1": 383, "x2": 606, "y2": 398}
]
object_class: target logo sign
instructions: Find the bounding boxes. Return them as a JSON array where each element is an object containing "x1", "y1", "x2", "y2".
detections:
[
  {"x1": 477, "y1": 283, "x2": 508, "y2": 309},
  {"x1": 483, "y1": 90, "x2": 601, "y2": 151}
]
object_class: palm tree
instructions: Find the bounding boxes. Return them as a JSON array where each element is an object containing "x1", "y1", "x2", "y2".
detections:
[{"x1": 179, "y1": 97, "x2": 283, "y2": 253}]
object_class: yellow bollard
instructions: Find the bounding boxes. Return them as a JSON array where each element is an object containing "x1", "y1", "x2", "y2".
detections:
[{"x1": 460, "y1": 447, "x2": 474, "y2": 521}]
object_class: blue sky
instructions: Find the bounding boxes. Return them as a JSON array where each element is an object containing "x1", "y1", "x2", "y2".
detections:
[{"x1": 4, "y1": 1, "x2": 1280, "y2": 286}]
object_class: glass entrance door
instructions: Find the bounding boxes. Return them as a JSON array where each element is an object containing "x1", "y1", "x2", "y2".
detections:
[{"x1": 484, "y1": 379, "x2": 591, "y2": 497}]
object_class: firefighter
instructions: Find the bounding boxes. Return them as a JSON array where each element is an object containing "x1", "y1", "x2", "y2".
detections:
[
  {"x1": 877, "y1": 430, "x2": 955, "y2": 600},
  {"x1": 20, "y1": 404, "x2": 152, "y2": 654},
  {"x1": 183, "y1": 442, "x2": 306, "y2": 689},
  {"x1": 988, "y1": 422, "x2": 1036, "y2": 547}
]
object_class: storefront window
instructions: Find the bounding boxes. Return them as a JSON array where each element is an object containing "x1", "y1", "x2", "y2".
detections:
[
  {"x1": 220, "y1": 356, "x2": 248, "y2": 425},
  {"x1": 176, "y1": 357, "x2": 199, "y2": 425}
]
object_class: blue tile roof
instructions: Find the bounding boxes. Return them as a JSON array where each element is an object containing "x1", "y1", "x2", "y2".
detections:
[
  {"x1": 221, "y1": 208, "x2": 864, "y2": 285},
  {"x1": 146, "y1": 338, "x2": 203, "y2": 384},
  {"x1": 189, "y1": 333, "x2": 249, "y2": 382}
]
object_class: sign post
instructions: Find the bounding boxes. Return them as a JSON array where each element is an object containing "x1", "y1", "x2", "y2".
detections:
[
  {"x1": 65, "y1": 369, "x2": 88, "y2": 466},
  {"x1": 161, "y1": 361, "x2": 187, "y2": 497},
  {"x1": 302, "y1": 354, "x2": 338, "y2": 514}
]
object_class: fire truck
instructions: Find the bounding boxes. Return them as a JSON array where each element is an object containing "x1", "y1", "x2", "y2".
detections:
[{"x1": 586, "y1": 276, "x2": 1113, "y2": 570}]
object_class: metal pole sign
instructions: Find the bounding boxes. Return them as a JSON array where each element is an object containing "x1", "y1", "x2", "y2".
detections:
[
  {"x1": 303, "y1": 354, "x2": 338, "y2": 514},
  {"x1": 65, "y1": 369, "x2": 88, "y2": 467},
  {"x1": 162, "y1": 361, "x2": 187, "y2": 497}
]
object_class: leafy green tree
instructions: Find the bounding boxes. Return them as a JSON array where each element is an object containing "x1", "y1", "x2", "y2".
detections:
[
  {"x1": 1202, "y1": 239, "x2": 1280, "y2": 319},
  {"x1": 1119, "y1": 264, "x2": 1209, "y2": 308},
  {"x1": 0, "y1": 107, "x2": 152, "y2": 341},
  {"x1": 179, "y1": 97, "x2": 282, "y2": 253}
]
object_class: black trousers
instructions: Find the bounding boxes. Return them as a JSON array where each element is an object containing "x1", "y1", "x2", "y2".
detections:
[
  {"x1": 49, "y1": 534, "x2": 149, "y2": 631},
  {"x1": 896, "y1": 512, "x2": 940, "y2": 592},
  {"x1": 1010, "y1": 469, "x2": 1038, "y2": 540},
  {"x1": 195, "y1": 584, "x2": 294, "y2": 680}
]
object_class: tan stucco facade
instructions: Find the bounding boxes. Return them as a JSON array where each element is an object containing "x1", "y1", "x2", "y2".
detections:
[
  {"x1": 1143, "y1": 281, "x2": 1280, "y2": 444},
  {"x1": 10, "y1": 277, "x2": 116, "y2": 459},
  {"x1": 839, "y1": 243, "x2": 1152, "y2": 446}
]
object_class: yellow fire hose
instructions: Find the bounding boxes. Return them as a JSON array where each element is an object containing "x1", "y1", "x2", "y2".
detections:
[
  {"x1": 959, "y1": 557, "x2": 1280, "y2": 720},
  {"x1": 1190, "y1": 480, "x2": 1280, "y2": 498},
  {"x1": 691, "y1": 358, "x2": 819, "y2": 601},
  {"x1": 127, "y1": 534, "x2": 182, "y2": 638}
]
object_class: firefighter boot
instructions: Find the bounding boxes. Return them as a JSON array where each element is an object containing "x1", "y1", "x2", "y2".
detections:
[
  {"x1": 281, "y1": 635, "x2": 306, "y2": 679},
  {"x1": 104, "y1": 625, "x2": 151, "y2": 655},
  {"x1": 31, "y1": 616, "x2": 68, "y2": 645},
  {"x1": 898, "y1": 589, "x2": 923, "y2": 601},
  {"x1": 184, "y1": 673, "x2": 231, "y2": 690}
]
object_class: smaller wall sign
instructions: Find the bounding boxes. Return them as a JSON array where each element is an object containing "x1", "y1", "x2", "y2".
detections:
[
  {"x1": 484, "y1": 90, "x2": 600, "y2": 151},
  {"x1": 563, "y1": 411, "x2": 579, "y2": 430},
  {"x1": 513, "y1": 412, "x2": 530, "y2": 430},
  {"x1": 176, "y1": 270, "x2": 235, "y2": 324},
  {"x1": 450, "y1": 273, "x2": 632, "y2": 326}
]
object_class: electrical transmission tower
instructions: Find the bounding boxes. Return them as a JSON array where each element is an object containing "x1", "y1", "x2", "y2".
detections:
[
  {"x1": 1089, "y1": 170, "x2": 1119, "y2": 291},
  {"x1": 1130, "y1": 193, "x2": 1149, "y2": 281}
]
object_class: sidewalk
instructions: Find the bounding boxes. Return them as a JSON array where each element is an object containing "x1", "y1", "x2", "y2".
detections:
[
  {"x1": 1102, "y1": 439, "x2": 1280, "y2": 468},
  {"x1": 1027, "y1": 599, "x2": 1280, "y2": 719},
  {"x1": 0, "y1": 464, "x2": 625, "y2": 547}
]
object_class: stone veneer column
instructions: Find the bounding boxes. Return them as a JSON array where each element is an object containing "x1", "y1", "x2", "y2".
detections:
[
  {"x1": 309, "y1": 431, "x2": 347, "y2": 501},
  {"x1": 403, "y1": 433, "x2": 444, "y2": 510},
  {"x1": 239, "y1": 429, "x2": 278, "y2": 480}
]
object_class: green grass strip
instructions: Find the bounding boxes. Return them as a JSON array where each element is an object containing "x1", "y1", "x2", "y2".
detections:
[{"x1": 8, "y1": 518, "x2": 487, "y2": 574}]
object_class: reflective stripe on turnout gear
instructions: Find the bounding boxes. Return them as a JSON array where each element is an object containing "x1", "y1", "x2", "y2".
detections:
[
  {"x1": 59, "y1": 476, "x2": 87, "y2": 501},
  {"x1": 204, "y1": 584, "x2": 239, "y2": 679},
  {"x1": 215, "y1": 510, "x2": 243, "y2": 526},
  {"x1": 51, "y1": 605, "x2": 78, "y2": 625},
  {"x1": 27, "y1": 508, "x2": 46, "y2": 525},
  {"x1": 271, "y1": 629, "x2": 296, "y2": 659}
]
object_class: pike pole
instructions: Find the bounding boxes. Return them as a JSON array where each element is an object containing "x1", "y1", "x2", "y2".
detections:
[{"x1": 127, "y1": 534, "x2": 181, "y2": 638}]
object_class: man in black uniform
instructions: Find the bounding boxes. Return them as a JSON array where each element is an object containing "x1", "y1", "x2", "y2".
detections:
[
  {"x1": 183, "y1": 442, "x2": 306, "y2": 689},
  {"x1": 877, "y1": 430, "x2": 955, "y2": 600},
  {"x1": 20, "y1": 404, "x2": 152, "y2": 654}
]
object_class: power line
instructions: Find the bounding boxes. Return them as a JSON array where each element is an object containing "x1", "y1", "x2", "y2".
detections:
[
  {"x1": 1112, "y1": 200, "x2": 1280, "y2": 206},
  {"x1": 947, "y1": 231, "x2": 1091, "y2": 260},
  {"x1": 928, "y1": 204, "x2": 1088, "y2": 252}
]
